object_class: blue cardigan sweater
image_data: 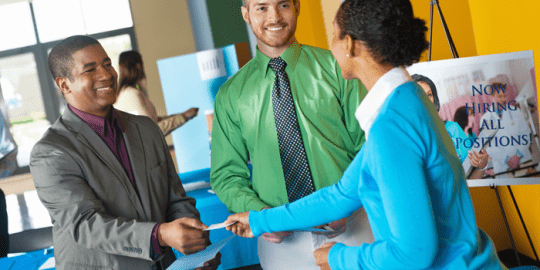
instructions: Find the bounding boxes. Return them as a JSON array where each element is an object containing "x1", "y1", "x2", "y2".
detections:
[{"x1": 249, "y1": 82, "x2": 503, "y2": 269}]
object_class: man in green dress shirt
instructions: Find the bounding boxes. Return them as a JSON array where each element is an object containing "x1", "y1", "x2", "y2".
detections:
[{"x1": 210, "y1": 0, "x2": 374, "y2": 268}]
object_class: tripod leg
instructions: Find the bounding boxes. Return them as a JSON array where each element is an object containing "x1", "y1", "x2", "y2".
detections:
[
  {"x1": 435, "y1": 1, "x2": 459, "y2": 58},
  {"x1": 507, "y1": 185, "x2": 540, "y2": 263},
  {"x1": 492, "y1": 185, "x2": 521, "y2": 266},
  {"x1": 428, "y1": 0, "x2": 435, "y2": 61}
]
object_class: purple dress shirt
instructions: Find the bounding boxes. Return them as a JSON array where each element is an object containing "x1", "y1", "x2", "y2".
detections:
[{"x1": 69, "y1": 105, "x2": 165, "y2": 257}]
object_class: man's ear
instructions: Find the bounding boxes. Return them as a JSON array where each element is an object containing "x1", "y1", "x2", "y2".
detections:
[
  {"x1": 241, "y1": 5, "x2": 250, "y2": 25},
  {"x1": 55, "y1": 77, "x2": 71, "y2": 96},
  {"x1": 295, "y1": 0, "x2": 300, "y2": 17}
]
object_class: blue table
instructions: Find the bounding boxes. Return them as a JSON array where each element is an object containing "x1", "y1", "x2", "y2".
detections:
[
  {"x1": 0, "y1": 248, "x2": 54, "y2": 270},
  {"x1": 176, "y1": 168, "x2": 259, "y2": 270}
]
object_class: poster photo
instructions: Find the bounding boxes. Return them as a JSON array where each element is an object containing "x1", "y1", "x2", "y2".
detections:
[{"x1": 407, "y1": 51, "x2": 539, "y2": 187}]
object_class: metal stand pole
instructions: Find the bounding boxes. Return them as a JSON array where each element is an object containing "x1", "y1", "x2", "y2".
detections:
[
  {"x1": 492, "y1": 185, "x2": 521, "y2": 266},
  {"x1": 507, "y1": 185, "x2": 540, "y2": 263},
  {"x1": 428, "y1": 0, "x2": 459, "y2": 61}
]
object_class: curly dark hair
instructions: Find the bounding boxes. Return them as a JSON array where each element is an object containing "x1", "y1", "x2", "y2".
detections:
[
  {"x1": 336, "y1": 0, "x2": 429, "y2": 67},
  {"x1": 118, "y1": 50, "x2": 146, "y2": 91}
]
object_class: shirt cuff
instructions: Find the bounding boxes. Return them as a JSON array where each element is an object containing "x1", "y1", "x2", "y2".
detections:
[{"x1": 151, "y1": 223, "x2": 166, "y2": 258}]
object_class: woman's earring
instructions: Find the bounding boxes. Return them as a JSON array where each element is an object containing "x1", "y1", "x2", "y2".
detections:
[{"x1": 346, "y1": 54, "x2": 350, "y2": 57}]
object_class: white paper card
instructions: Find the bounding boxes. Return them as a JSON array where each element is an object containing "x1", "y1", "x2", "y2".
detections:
[
  {"x1": 294, "y1": 227, "x2": 333, "y2": 233},
  {"x1": 167, "y1": 235, "x2": 235, "y2": 270},
  {"x1": 203, "y1": 221, "x2": 236, "y2": 231},
  {"x1": 38, "y1": 257, "x2": 55, "y2": 270},
  {"x1": 182, "y1": 181, "x2": 211, "y2": 192}
]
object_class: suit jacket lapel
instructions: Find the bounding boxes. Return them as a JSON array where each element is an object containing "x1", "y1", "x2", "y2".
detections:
[
  {"x1": 116, "y1": 111, "x2": 151, "y2": 221},
  {"x1": 62, "y1": 108, "x2": 146, "y2": 218}
]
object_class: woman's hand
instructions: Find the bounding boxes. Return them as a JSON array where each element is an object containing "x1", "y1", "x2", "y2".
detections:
[
  {"x1": 182, "y1": 107, "x2": 199, "y2": 121},
  {"x1": 314, "y1": 242, "x2": 337, "y2": 270},
  {"x1": 225, "y1": 212, "x2": 254, "y2": 238},
  {"x1": 468, "y1": 149, "x2": 488, "y2": 169}
]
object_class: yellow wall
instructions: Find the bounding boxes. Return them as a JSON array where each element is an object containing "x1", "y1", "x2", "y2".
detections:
[
  {"x1": 295, "y1": 0, "x2": 329, "y2": 50},
  {"x1": 128, "y1": 0, "x2": 196, "y2": 144},
  {"x1": 410, "y1": 0, "x2": 477, "y2": 61},
  {"x1": 321, "y1": 0, "x2": 341, "y2": 49},
  {"x1": 469, "y1": 0, "x2": 540, "y2": 259}
]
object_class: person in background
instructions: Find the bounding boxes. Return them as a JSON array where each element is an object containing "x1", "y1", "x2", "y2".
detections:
[
  {"x1": 412, "y1": 74, "x2": 470, "y2": 161},
  {"x1": 455, "y1": 105, "x2": 477, "y2": 141},
  {"x1": 479, "y1": 81, "x2": 532, "y2": 174},
  {"x1": 211, "y1": 0, "x2": 374, "y2": 268},
  {"x1": 115, "y1": 50, "x2": 198, "y2": 136},
  {"x1": 0, "y1": 86, "x2": 18, "y2": 257},
  {"x1": 412, "y1": 74, "x2": 488, "y2": 174},
  {"x1": 225, "y1": 0, "x2": 505, "y2": 269},
  {"x1": 0, "y1": 188, "x2": 8, "y2": 257},
  {"x1": 0, "y1": 89, "x2": 18, "y2": 178},
  {"x1": 30, "y1": 36, "x2": 220, "y2": 270}
]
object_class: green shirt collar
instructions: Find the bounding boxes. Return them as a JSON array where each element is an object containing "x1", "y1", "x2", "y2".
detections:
[{"x1": 255, "y1": 41, "x2": 302, "y2": 77}]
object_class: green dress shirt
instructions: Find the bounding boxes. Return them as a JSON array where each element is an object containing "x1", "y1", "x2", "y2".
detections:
[{"x1": 210, "y1": 41, "x2": 367, "y2": 213}]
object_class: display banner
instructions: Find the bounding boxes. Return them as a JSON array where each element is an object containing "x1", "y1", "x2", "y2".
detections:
[{"x1": 407, "y1": 51, "x2": 539, "y2": 187}]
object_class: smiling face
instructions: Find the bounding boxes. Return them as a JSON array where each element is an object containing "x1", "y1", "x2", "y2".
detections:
[
  {"x1": 242, "y1": 0, "x2": 299, "y2": 57},
  {"x1": 418, "y1": 81, "x2": 435, "y2": 104},
  {"x1": 57, "y1": 44, "x2": 118, "y2": 117}
]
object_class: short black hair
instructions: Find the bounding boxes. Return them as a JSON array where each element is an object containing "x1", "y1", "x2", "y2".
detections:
[
  {"x1": 48, "y1": 35, "x2": 100, "y2": 80},
  {"x1": 412, "y1": 74, "x2": 440, "y2": 111},
  {"x1": 454, "y1": 106, "x2": 470, "y2": 131},
  {"x1": 336, "y1": 0, "x2": 428, "y2": 67}
]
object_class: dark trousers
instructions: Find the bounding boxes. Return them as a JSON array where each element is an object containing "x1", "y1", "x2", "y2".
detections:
[{"x1": 0, "y1": 188, "x2": 8, "y2": 257}]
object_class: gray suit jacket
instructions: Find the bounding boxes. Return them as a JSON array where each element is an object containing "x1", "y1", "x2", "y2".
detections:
[{"x1": 30, "y1": 107, "x2": 199, "y2": 270}]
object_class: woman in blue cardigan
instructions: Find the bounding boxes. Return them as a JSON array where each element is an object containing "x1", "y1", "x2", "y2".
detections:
[{"x1": 225, "y1": 0, "x2": 505, "y2": 269}]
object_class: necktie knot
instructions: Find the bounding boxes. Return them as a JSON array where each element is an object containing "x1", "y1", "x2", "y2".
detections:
[{"x1": 269, "y1": 57, "x2": 287, "y2": 73}]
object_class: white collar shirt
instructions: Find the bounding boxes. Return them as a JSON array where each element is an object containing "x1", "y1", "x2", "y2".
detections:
[{"x1": 355, "y1": 67, "x2": 412, "y2": 141}]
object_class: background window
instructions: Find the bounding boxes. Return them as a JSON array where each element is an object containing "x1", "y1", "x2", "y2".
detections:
[
  {"x1": 32, "y1": 0, "x2": 86, "y2": 43},
  {"x1": 80, "y1": 0, "x2": 133, "y2": 35},
  {"x1": 0, "y1": 2, "x2": 37, "y2": 51},
  {"x1": 0, "y1": 0, "x2": 137, "y2": 175},
  {"x1": 0, "y1": 53, "x2": 49, "y2": 168}
]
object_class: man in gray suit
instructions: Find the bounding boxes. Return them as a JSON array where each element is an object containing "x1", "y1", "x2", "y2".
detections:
[{"x1": 30, "y1": 36, "x2": 220, "y2": 270}]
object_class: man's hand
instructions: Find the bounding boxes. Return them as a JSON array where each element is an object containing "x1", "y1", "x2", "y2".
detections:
[
  {"x1": 313, "y1": 217, "x2": 347, "y2": 239},
  {"x1": 314, "y1": 242, "x2": 336, "y2": 270},
  {"x1": 158, "y1": 217, "x2": 209, "y2": 255},
  {"x1": 507, "y1": 154, "x2": 521, "y2": 170},
  {"x1": 258, "y1": 207, "x2": 293, "y2": 243},
  {"x1": 261, "y1": 231, "x2": 294, "y2": 243},
  {"x1": 194, "y1": 252, "x2": 221, "y2": 270}
]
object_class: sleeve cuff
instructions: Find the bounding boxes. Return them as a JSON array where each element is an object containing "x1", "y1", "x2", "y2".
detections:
[
  {"x1": 150, "y1": 223, "x2": 167, "y2": 260},
  {"x1": 248, "y1": 210, "x2": 266, "y2": 237}
]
